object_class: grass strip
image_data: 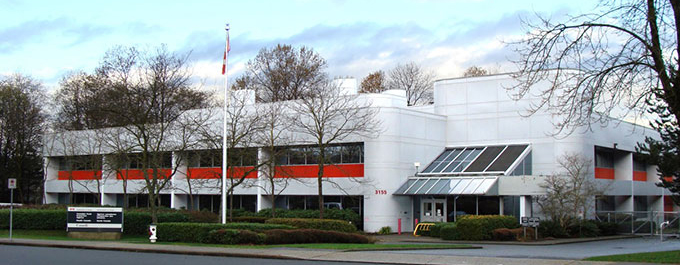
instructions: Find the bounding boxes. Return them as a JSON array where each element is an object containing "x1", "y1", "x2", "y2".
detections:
[
  {"x1": 1, "y1": 230, "x2": 475, "y2": 251},
  {"x1": 584, "y1": 250, "x2": 680, "y2": 264}
]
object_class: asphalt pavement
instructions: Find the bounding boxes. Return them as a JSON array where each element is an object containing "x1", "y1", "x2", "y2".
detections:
[{"x1": 0, "y1": 235, "x2": 677, "y2": 265}]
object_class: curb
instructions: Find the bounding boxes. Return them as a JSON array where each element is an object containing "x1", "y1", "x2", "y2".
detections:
[{"x1": 0, "y1": 239, "x2": 298, "y2": 261}]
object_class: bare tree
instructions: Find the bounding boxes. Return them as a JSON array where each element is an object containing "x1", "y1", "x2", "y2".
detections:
[
  {"x1": 255, "y1": 102, "x2": 299, "y2": 217},
  {"x1": 194, "y1": 96, "x2": 266, "y2": 221},
  {"x1": 245, "y1": 44, "x2": 328, "y2": 102},
  {"x1": 537, "y1": 153, "x2": 609, "y2": 230},
  {"x1": 462, "y1": 66, "x2": 488, "y2": 77},
  {"x1": 91, "y1": 45, "x2": 209, "y2": 222},
  {"x1": 387, "y1": 62, "x2": 435, "y2": 106},
  {"x1": 291, "y1": 80, "x2": 381, "y2": 218},
  {"x1": 510, "y1": 1, "x2": 678, "y2": 133},
  {"x1": 359, "y1": 71, "x2": 387, "y2": 93}
]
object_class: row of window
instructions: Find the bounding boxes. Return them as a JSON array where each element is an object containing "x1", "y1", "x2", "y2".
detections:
[
  {"x1": 187, "y1": 148, "x2": 258, "y2": 168},
  {"x1": 275, "y1": 143, "x2": 364, "y2": 165},
  {"x1": 594, "y1": 146, "x2": 647, "y2": 171},
  {"x1": 55, "y1": 143, "x2": 365, "y2": 171}
]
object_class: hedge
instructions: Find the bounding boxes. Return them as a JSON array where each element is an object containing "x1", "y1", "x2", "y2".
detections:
[
  {"x1": 265, "y1": 218, "x2": 356, "y2": 233},
  {"x1": 230, "y1": 216, "x2": 268, "y2": 223},
  {"x1": 255, "y1": 208, "x2": 360, "y2": 224},
  {"x1": 567, "y1": 220, "x2": 601, "y2": 238},
  {"x1": 157, "y1": 222, "x2": 293, "y2": 243},
  {"x1": 264, "y1": 229, "x2": 372, "y2": 244},
  {"x1": 440, "y1": 223, "x2": 459, "y2": 240},
  {"x1": 205, "y1": 229, "x2": 265, "y2": 245},
  {"x1": 449, "y1": 215, "x2": 518, "y2": 241},
  {"x1": 0, "y1": 209, "x2": 66, "y2": 230},
  {"x1": 123, "y1": 211, "x2": 189, "y2": 235},
  {"x1": 426, "y1": 222, "x2": 454, "y2": 237}
]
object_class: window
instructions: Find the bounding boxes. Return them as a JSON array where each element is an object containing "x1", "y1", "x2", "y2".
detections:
[
  {"x1": 594, "y1": 147, "x2": 614, "y2": 168},
  {"x1": 420, "y1": 144, "x2": 530, "y2": 175},
  {"x1": 633, "y1": 156, "x2": 646, "y2": 172},
  {"x1": 188, "y1": 148, "x2": 257, "y2": 168},
  {"x1": 58, "y1": 155, "x2": 102, "y2": 171},
  {"x1": 510, "y1": 152, "x2": 532, "y2": 176}
]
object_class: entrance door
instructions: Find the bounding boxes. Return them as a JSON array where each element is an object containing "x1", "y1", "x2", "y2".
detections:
[{"x1": 421, "y1": 199, "x2": 446, "y2": 222}]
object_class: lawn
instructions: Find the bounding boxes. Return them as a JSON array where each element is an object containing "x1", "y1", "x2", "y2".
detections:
[
  {"x1": 1, "y1": 230, "x2": 474, "y2": 251},
  {"x1": 584, "y1": 250, "x2": 680, "y2": 264},
  {"x1": 0, "y1": 230, "x2": 147, "y2": 243}
]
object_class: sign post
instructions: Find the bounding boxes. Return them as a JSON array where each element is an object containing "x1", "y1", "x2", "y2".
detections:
[
  {"x1": 521, "y1": 216, "x2": 540, "y2": 240},
  {"x1": 8, "y1": 178, "x2": 16, "y2": 241}
]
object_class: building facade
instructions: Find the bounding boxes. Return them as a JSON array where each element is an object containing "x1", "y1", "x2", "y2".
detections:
[{"x1": 43, "y1": 74, "x2": 677, "y2": 232}]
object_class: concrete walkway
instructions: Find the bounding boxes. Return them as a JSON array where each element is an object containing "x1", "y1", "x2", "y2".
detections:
[
  {"x1": 374, "y1": 234, "x2": 641, "y2": 245},
  {"x1": 0, "y1": 237, "x2": 667, "y2": 265}
]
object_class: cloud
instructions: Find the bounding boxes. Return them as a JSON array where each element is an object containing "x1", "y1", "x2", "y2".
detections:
[
  {"x1": 0, "y1": 18, "x2": 113, "y2": 52},
  {"x1": 183, "y1": 9, "x2": 543, "y2": 84}
]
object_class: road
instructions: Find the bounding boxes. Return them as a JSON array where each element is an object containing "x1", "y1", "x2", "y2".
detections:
[
  {"x1": 386, "y1": 237, "x2": 680, "y2": 260},
  {"x1": 0, "y1": 245, "x2": 384, "y2": 265}
]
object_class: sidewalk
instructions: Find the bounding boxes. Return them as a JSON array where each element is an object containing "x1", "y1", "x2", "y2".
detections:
[
  {"x1": 374, "y1": 233, "x2": 640, "y2": 245},
  {"x1": 0, "y1": 237, "x2": 652, "y2": 265}
]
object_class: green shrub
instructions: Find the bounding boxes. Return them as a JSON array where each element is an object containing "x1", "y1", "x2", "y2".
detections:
[
  {"x1": 454, "y1": 215, "x2": 519, "y2": 240},
  {"x1": 538, "y1": 220, "x2": 569, "y2": 238},
  {"x1": 567, "y1": 220, "x2": 600, "y2": 238},
  {"x1": 256, "y1": 208, "x2": 360, "y2": 224},
  {"x1": 596, "y1": 221, "x2": 618, "y2": 236},
  {"x1": 229, "y1": 208, "x2": 258, "y2": 217},
  {"x1": 123, "y1": 211, "x2": 188, "y2": 235},
  {"x1": 430, "y1": 222, "x2": 454, "y2": 238},
  {"x1": 205, "y1": 229, "x2": 265, "y2": 245},
  {"x1": 378, "y1": 226, "x2": 392, "y2": 235},
  {"x1": 230, "y1": 216, "x2": 268, "y2": 223},
  {"x1": 264, "y1": 229, "x2": 372, "y2": 244},
  {"x1": 157, "y1": 222, "x2": 293, "y2": 243},
  {"x1": 185, "y1": 210, "x2": 219, "y2": 223},
  {"x1": 206, "y1": 229, "x2": 240, "y2": 244},
  {"x1": 0, "y1": 209, "x2": 66, "y2": 230},
  {"x1": 440, "y1": 223, "x2": 459, "y2": 240},
  {"x1": 265, "y1": 218, "x2": 356, "y2": 233}
]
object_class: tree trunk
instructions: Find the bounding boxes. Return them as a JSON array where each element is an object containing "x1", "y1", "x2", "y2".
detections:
[{"x1": 318, "y1": 161, "x2": 324, "y2": 219}]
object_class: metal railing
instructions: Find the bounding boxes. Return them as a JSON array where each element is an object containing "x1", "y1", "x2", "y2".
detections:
[{"x1": 596, "y1": 211, "x2": 679, "y2": 235}]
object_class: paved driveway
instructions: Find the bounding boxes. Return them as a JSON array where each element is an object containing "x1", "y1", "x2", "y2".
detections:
[{"x1": 385, "y1": 237, "x2": 680, "y2": 260}]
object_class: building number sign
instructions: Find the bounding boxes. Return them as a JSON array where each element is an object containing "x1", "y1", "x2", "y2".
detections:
[{"x1": 375, "y1": 189, "x2": 387, "y2": 195}]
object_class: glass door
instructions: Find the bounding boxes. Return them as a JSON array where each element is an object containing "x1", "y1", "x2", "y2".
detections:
[{"x1": 421, "y1": 199, "x2": 446, "y2": 222}]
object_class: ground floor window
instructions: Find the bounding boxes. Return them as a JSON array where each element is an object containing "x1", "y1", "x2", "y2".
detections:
[
  {"x1": 58, "y1": 193, "x2": 99, "y2": 205},
  {"x1": 414, "y1": 195, "x2": 521, "y2": 223}
]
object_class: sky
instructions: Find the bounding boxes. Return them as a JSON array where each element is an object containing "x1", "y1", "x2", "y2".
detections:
[{"x1": 0, "y1": 0, "x2": 596, "y2": 93}]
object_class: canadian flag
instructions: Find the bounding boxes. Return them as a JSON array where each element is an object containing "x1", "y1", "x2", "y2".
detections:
[{"x1": 222, "y1": 34, "x2": 230, "y2": 75}]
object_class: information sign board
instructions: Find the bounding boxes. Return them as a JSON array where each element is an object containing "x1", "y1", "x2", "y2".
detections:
[{"x1": 67, "y1": 207, "x2": 123, "y2": 232}]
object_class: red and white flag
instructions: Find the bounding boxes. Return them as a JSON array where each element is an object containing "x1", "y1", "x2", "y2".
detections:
[{"x1": 222, "y1": 34, "x2": 230, "y2": 75}]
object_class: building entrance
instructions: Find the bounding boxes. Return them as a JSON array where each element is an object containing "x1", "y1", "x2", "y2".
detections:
[{"x1": 421, "y1": 198, "x2": 446, "y2": 222}]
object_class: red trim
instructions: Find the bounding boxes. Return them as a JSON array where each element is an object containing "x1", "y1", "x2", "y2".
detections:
[
  {"x1": 117, "y1": 169, "x2": 172, "y2": 180},
  {"x1": 58, "y1": 170, "x2": 102, "y2": 180},
  {"x1": 274, "y1": 164, "x2": 364, "y2": 178},
  {"x1": 664, "y1": 196, "x2": 674, "y2": 212},
  {"x1": 186, "y1": 167, "x2": 257, "y2": 179},
  {"x1": 633, "y1": 171, "x2": 647, "y2": 181},
  {"x1": 663, "y1": 176, "x2": 673, "y2": 182},
  {"x1": 594, "y1": 167, "x2": 615, "y2": 180}
]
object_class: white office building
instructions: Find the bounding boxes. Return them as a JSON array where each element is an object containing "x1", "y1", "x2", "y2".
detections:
[{"x1": 43, "y1": 74, "x2": 677, "y2": 232}]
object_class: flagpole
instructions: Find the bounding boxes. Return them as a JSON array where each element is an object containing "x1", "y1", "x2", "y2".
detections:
[{"x1": 222, "y1": 24, "x2": 230, "y2": 224}]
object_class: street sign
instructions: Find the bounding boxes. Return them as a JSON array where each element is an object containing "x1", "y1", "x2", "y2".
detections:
[
  {"x1": 8, "y1": 178, "x2": 16, "y2": 189},
  {"x1": 521, "y1": 217, "x2": 541, "y2": 227}
]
